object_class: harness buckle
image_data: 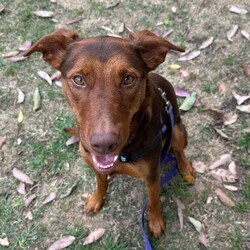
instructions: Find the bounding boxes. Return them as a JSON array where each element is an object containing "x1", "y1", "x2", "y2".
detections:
[{"x1": 158, "y1": 88, "x2": 171, "y2": 114}]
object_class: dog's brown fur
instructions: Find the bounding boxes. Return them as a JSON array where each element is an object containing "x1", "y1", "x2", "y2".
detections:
[{"x1": 24, "y1": 29, "x2": 195, "y2": 237}]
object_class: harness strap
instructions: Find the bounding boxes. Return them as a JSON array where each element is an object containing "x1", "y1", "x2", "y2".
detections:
[{"x1": 118, "y1": 131, "x2": 162, "y2": 163}]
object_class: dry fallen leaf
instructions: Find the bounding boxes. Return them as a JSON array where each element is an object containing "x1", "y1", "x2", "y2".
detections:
[
  {"x1": 48, "y1": 236, "x2": 76, "y2": 250},
  {"x1": 215, "y1": 188, "x2": 236, "y2": 207},
  {"x1": 227, "y1": 25, "x2": 238, "y2": 41},
  {"x1": 64, "y1": 17, "x2": 82, "y2": 25},
  {"x1": 61, "y1": 182, "x2": 78, "y2": 199},
  {"x1": 223, "y1": 112, "x2": 238, "y2": 126},
  {"x1": 25, "y1": 210, "x2": 33, "y2": 220},
  {"x1": 199, "y1": 37, "x2": 214, "y2": 50},
  {"x1": 0, "y1": 237, "x2": 9, "y2": 247},
  {"x1": 51, "y1": 71, "x2": 61, "y2": 80},
  {"x1": 229, "y1": 5, "x2": 248, "y2": 15},
  {"x1": 2, "y1": 51, "x2": 19, "y2": 58},
  {"x1": 19, "y1": 40, "x2": 32, "y2": 51},
  {"x1": 209, "y1": 154, "x2": 232, "y2": 170},
  {"x1": 16, "y1": 182, "x2": 26, "y2": 195},
  {"x1": 33, "y1": 10, "x2": 55, "y2": 17},
  {"x1": 188, "y1": 217, "x2": 202, "y2": 232},
  {"x1": 173, "y1": 86, "x2": 190, "y2": 98},
  {"x1": 206, "y1": 195, "x2": 213, "y2": 204},
  {"x1": 55, "y1": 81, "x2": 62, "y2": 88},
  {"x1": 83, "y1": 228, "x2": 105, "y2": 245},
  {"x1": 66, "y1": 136, "x2": 79, "y2": 146},
  {"x1": 224, "y1": 185, "x2": 238, "y2": 192},
  {"x1": 37, "y1": 70, "x2": 52, "y2": 85},
  {"x1": 178, "y1": 50, "x2": 201, "y2": 61},
  {"x1": 12, "y1": 168, "x2": 34, "y2": 185},
  {"x1": 18, "y1": 110, "x2": 23, "y2": 123},
  {"x1": 232, "y1": 91, "x2": 250, "y2": 105},
  {"x1": 241, "y1": 30, "x2": 250, "y2": 41},
  {"x1": 241, "y1": 61, "x2": 250, "y2": 76},
  {"x1": 217, "y1": 82, "x2": 226, "y2": 95},
  {"x1": 0, "y1": 136, "x2": 6, "y2": 149},
  {"x1": 168, "y1": 64, "x2": 181, "y2": 70},
  {"x1": 42, "y1": 191, "x2": 57, "y2": 205},
  {"x1": 25, "y1": 194, "x2": 37, "y2": 207},
  {"x1": 17, "y1": 88, "x2": 25, "y2": 104},
  {"x1": 199, "y1": 224, "x2": 209, "y2": 247},
  {"x1": 192, "y1": 161, "x2": 207, "y2": 173},
  {"x1": 211, "y1": 169, "x2": 236, "y2": 183},
  {"x1": 173, "y1": 197, "x2": 185, "y2": 231},
  {"x1": 236, "y1": 105, "x2": 250, "y2": 113},
  {"x1": 33, "y1": 87, "x2": 41, "y2": 112},
  {"x1": 8, "y1": 56, "x2": 27, "y2": 62},
  {"x1": 179, "y1": 92, "x2": 196, "y2": 111},
  {"x1": 243, "y1": 127, "x2": 250, "y2": 133},
  {"x1": 228, "y1": 161, "x2": 237, "y2": 176},
  {"x1": 163, "y1": 28, "x2": 174, "y2": 38},
  {"x1": 213, "y1": 127, "x2": 230, "y2": 139}
]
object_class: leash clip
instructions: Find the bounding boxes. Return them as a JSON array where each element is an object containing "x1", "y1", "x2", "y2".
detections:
[{"x1": 158, "y1": 88, "x2": 171, "y2": 114}]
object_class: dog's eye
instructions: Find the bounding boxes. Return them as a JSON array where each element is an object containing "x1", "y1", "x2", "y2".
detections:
[
  {"x1": 123, "y1": 74, "x2": 135, "y2": 86},
  {"x1": 73, "y1": 75, "x2": 85, "y2": 86}
]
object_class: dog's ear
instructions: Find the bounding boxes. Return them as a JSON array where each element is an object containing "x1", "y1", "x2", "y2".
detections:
[
  {"x1": 129, "y1": 30, "x2": 185, "y2": 71},
  {"x1": 23, "y1": 29, "x2": 79, "y2": 69}
]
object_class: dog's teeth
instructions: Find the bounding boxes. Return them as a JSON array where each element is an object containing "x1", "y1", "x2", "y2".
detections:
[{"x1": 114, "y1": 155, "x2": 118, "y2": 162}]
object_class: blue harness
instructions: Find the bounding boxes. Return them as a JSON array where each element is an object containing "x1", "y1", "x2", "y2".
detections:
[{"x1": 119, "y1": 88, "x2": 178, "y2": 250}]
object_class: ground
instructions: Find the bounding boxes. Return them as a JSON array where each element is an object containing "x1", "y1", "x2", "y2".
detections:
[{"x1": 0, "y1": 0, "x2": 249, "y2": 249}]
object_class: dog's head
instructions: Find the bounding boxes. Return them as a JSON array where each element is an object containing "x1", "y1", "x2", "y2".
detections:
[{"x1": 24, "y1": 29, "x2": 184, "y2": 173}]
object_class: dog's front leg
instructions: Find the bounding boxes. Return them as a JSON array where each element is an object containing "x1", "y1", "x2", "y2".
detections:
[
  {"x1": 85, "y1": 172, "x2": 108, "y2": 213},
  {"x1": 146, "y1": 167, "x2": 165, "y2": 238}
]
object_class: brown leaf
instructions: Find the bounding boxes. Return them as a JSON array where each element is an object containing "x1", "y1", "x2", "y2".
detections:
[
  {"x1": 227, "y1": 25, "x2": 238, "y2": 41},
  {"x1": 229, "y1": 5, "x2": 248, "y2": 15},
  {"x1": 7, "y1": 56, "x2": 27, "y2": 62},
  {"x1": 223, "y1": 112, "x2": 238, "y2": 126},
  {"x1": 66, "y1": 136, "x2": 79, "y2": 146},
  {"x1": 83, "y1": 228, "x2": 105, "y2": 245},
  {"x1": 51, "y1": 71, "x2": 61, "y2": 80},
  {"x1": 224, "y1": 185, "x2": 238, "y2": 192},
  {"x1": 16, "y1": 182, "x2": 26, "y2": 195},
  {"x1": 25, "y1": 194, "x2": 36, "y2": 207},
  {"x1": 17, "y1": 88, "x2": 25, "y2": 104},
  {"x1": 199, "y1": 37, "x2": 214, "y2": 50},
  {"x1": 178, "y1": 50, "x2": 201, "y2": 61},
  {"x1": 192, "y1": 161, "x2": 207, "y2": 174},
  {"x1": 188, "y1": 217, "x2": 202, "y2": 232},
  {"x1": 0, "y1": 237, "x2": 9, "y2": 247},
  {"x1": 12, "y1": 168, "x2": 34, "y2": 185},
  {"x1": 55, "y1": 81, "x2": 62, "y2": 88},
  {"x1": 217, "y1": 82, "x2": 226, "y2": 95},
  {"x1": 33, "y1": 10, "x2": 55, "y2": 18},
  {"x1": 2, "y1": 51, "x2": 19, "y2": 58},
  {"x1": 215, "y1": 188, "x2": 236, "y2": 207},
  {"x1": 37, "y1": 70, "x2": 52, "y2": 85},
  {"x1": 173, "y1": 197, "x2": 185, "y2": 231},
  {"x1": 236, "y1": 105, "x2": 250, "y2": 113},
  {"x1": 228, "y1": 161, "x2": 237, "y2": 176},
  {"x1": 25, "y1": 210, "x2": 33, "y2": 220},
  {"x1": 42, "y1": 191, "x2": 57, "y2": 205},
  {"x1": 199, "y1": 225, "x2": 209, "y2": 247},
  {"x1": 48, "y1": 236, "x2": 76, "y2": 250},
  {"x1": 209, "y1": 154, "x2": 232, "y2": 170},
  {"x1": 64, "y1": 17, "x2": 82, "y2": 25},
  {"x1": 241, "y1": 62, "x2": 250, "y2": 76},
  {"x1": 0, "y1": 136, "x2": 6, "y2": 149},
  {"x1": 213, "y1": 127, "x2": 230, "y2": 139},
  {"x1": 211, "y1": 169, "x2": 236, "y2": 183},
  {"x1": 241, "y1": 30, "x2": 250, "y2": 41},
  {"x1": 232, "y1": 91, "x2": 250, "y2": 105},
  {"x1": 19, "y1": 40, "x2": 32, "y2": 51}
]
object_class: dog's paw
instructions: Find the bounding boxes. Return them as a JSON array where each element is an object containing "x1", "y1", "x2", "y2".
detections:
[
  {"x1": 149, "y1": 214, "x2": 165, "y2": 238},
  {"x1": 179, "y1": 163, "x2": 196, "y2": 185},
  {"x1": 85, "y1": 192, "x2": 104, "y2": 213}
]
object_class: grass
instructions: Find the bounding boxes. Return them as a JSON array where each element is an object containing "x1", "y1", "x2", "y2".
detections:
[{"x1": 1, "y1": 0, "x2": 250, "y2": 249}]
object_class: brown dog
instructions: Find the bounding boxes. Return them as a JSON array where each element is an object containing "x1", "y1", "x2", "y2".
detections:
[{"x1": 24, "y1": 29, "x2": 195, "y2": 237}]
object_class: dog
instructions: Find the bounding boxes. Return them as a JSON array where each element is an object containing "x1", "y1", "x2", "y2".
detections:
[{"x1": 24, "y1": 29, "x2": 195, "y2": 238}]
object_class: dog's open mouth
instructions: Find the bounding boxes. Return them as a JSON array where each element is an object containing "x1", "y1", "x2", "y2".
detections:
[{"x1": 91, "y1": 154, "x2": 118, "y2": 173}]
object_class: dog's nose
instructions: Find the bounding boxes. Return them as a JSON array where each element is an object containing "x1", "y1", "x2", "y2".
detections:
[{"x1": 90, "y1": 133, "x2": 118, "y2": 154}]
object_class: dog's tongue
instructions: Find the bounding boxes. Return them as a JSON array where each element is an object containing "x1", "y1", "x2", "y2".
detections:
[{"x1": 91, "y1": 154, "x2": 118, "y2": 173}]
